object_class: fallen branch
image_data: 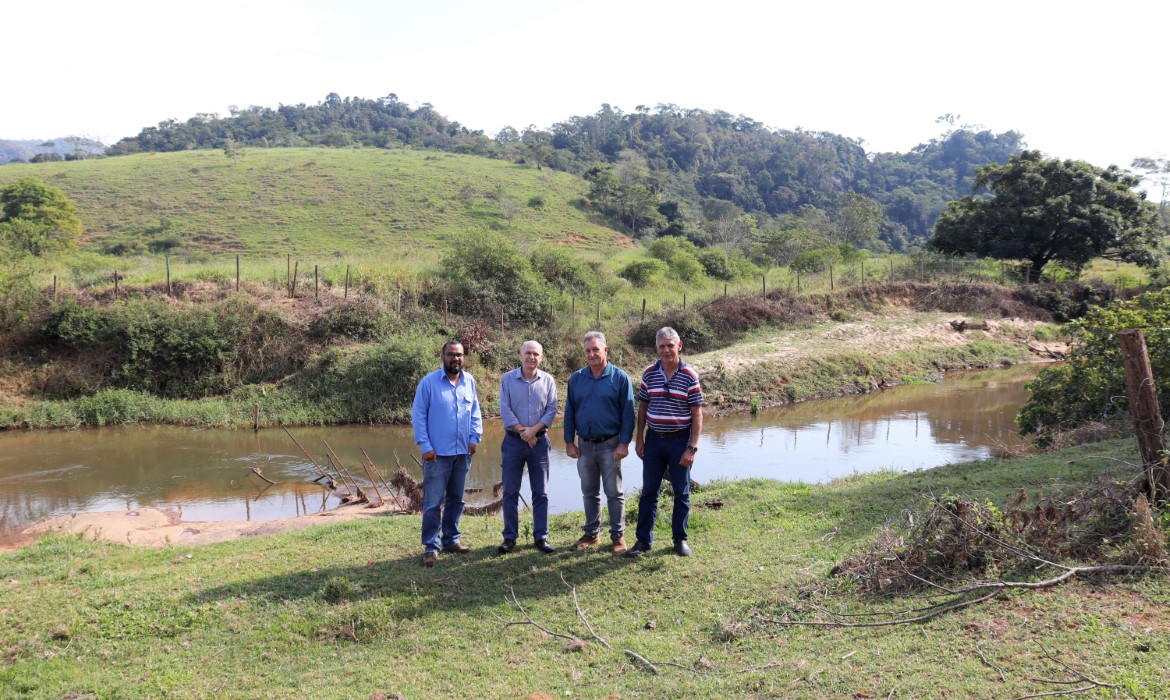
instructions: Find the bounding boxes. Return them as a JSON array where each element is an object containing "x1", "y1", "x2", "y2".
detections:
[
  {"x1": 1009, "y1": 642, "x2": 1121, "y2": 700},
  {"x1": 283, "y1": 428, "x2": 335, "y2": 484},
  {"x1": 322, "y1": 439, "x2": 367, "y2": 504},
  {"x1": 248, "y1": 467, "x2": 277, "y2": 486}
]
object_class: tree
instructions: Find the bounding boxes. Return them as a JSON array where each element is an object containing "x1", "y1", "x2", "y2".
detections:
[
  {"x1": 834, "y1": 192, "x2": 884, "y2": 246},
  {"x1": 929, "y1": 151, "x2": 1163, "y2": 279},
  {"x1": 0, "y1": 177, "x2": 83, "y2": 255},
  {"x1": 1131, "y1": 155, "x2": 1170, "y2": 216}
]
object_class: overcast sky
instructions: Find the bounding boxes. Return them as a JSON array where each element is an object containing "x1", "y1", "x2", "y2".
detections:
[{"x1": 3, "y1": 0, "x2": 1165, "y2": 171}]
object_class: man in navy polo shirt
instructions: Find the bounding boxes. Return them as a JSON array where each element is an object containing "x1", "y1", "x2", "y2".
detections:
[
  {"x1": 412, "y1": 340, "x2": 483, "y2": 568},
  {"x1": 497, "y1": 340, "x2": 558, "y2": 554},
  {"x1": 563, "y1": 331, "x2": 635, "y2": 554},
  {"x1": 628, "y1": 326, "x2": 704, "y2": 557}
]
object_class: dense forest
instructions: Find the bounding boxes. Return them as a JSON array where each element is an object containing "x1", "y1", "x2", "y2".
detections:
[{"x1": 64, "y1": 94, "x2": 1026, "y2": 249}]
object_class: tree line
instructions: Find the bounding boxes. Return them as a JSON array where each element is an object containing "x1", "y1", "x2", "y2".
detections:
[{"x1": 96, "y1": 96, "x2": 1027, "y2": 251}]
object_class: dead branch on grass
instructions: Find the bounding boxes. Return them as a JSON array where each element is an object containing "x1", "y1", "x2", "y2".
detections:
[
  {"x1": 1011, "y1": 643, "x2": 1121, "y2": 700},
  {"x1": 502, "y1": 575, "x2": 706, "y2": 676}
]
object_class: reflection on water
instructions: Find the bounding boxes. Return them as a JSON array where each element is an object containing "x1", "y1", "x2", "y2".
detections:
[{"x1": 0, "y1": 364, "x2": 1040, "y2": 536}]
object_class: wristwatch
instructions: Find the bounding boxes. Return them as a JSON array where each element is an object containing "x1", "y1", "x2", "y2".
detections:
[{"x1": 687, "y1": 444, "x2": 698, "y2": 452}]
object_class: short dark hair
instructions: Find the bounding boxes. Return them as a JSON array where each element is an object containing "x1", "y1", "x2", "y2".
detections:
[{"x1": 442, "y1": 340, "x2": 464, "y2": 355}]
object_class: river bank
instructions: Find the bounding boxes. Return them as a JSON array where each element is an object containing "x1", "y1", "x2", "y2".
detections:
[{"x1": 1, "y1": 437, "x2": 1164, "y2": 699}]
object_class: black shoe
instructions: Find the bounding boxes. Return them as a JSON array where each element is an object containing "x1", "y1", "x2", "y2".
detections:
[
  {"x1": 534, "y1": 539, "x2": 555, "y2": 554},
  {"x1": 673, "y1": 539, "x2": 692, "y2": 557},
  {"x1": 498, "y1": 539, "x2": 516, "y2": 554},
  {"x1": 625, "y1": 540, "x2": 652, "y2": 558}
]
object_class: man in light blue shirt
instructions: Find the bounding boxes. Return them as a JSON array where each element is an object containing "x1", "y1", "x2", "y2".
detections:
[
  {"x1": 412, "y1": 340, "x2": 482, "y2": 568},
  {"x1": 497, "y1": 340, "x2": 558, "y2": 554}
]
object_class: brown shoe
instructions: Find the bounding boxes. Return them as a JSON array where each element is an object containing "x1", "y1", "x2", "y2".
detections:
[
  {"x1": 573, "y1": 535, "x2": 601, "y2": 550},
  {"x1": 611, "y1": 536, "x2": 627, "y2": 554},
  {"x1": 441, "y1": 542, "x2": 471, "y2": 554},
  {"x1": 422, "y1": 552, "x2": 438, "y2": 568}
]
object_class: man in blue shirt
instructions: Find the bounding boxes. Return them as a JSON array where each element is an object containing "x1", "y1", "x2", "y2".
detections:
[
  {"x1": 412, "y1": 340, "x2": 483, "y2": 568},
  {"x1": 563, "y1": 331, "x2": 635, "y2": 554},
  {"x1": 497, "y1": 340, "x2": 558, "y2": 554}
]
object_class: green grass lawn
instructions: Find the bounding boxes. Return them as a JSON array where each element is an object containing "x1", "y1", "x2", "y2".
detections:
[{"x1": 2, "y1": 438, "x2": 1165, "y2": 698}]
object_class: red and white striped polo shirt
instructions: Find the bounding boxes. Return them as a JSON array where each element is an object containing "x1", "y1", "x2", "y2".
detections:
[{"x1": 638, "y1": 359, "x2": 703, "y2": 432}]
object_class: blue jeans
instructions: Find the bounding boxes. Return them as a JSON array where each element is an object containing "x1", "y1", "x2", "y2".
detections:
[
  {"x1": 636, "y1": 430, "x2": 691, "y2": 545},
  {"x1": 421, "y1": 454, "x2": 470, "y2": 553},
  {"x1": 577, "y1": 436, "x2": 625, "y2": 540},
  {"x1": 501, "y1": 432, "x2": 550, "y2": 541}
]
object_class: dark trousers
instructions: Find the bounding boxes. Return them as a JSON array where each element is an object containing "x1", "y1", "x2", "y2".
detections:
[
  {"x1": 635, "y1": 429, "x2": 691, "y2": 545},
  {"x1": 501, "y1": 431, "x2": 550, "y2": 541}
]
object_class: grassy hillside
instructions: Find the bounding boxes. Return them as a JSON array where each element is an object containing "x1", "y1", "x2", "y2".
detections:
[{"x1": 0, "y1": 148, "x2": 630, "y2": 257}]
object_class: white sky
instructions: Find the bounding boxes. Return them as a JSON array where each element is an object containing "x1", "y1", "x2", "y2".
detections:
[{"x1": 3, "y1": 0, "x2": 1166, "y2": 171}]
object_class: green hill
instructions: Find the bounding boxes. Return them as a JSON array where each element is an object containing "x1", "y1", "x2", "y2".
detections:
[{"x1": 0, "y1": 148, "x2": 630, "y2": 257}]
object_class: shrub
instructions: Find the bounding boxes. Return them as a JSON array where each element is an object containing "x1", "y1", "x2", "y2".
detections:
[
  {"x1": 669, "y1": 251, "x2": 706, "y2": 283},
  {"x1": 1019, "y1": 287, "x2": 1170, "y2": 443},
  {"x1": 37, "y1": 298, "x2": 303, "y2": 399},
  {"x1": 696, "y1": 248, "x2": 736, "y2": 281},
  {"x1": 619, "y1": 259, "x2": 667, "y2": 288},
  {"x1": 629, "y1": 310, "x2": 715, "y2": 353},
  {"x1": 438, "y1": 233, "x2": 554, "y2": 325},
  {"x1": 298, "y1": 336, "x2": 433, "y2": 422},
  {"x1": 529, "y1": 248, "x2": 599, "y2": 297},
  {"x1": 310, "y1": 301, "x2": 394, "y2": 341}
]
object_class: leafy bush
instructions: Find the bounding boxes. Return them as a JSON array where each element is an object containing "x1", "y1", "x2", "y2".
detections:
[
  {"x1": 669, "y1": 250, "x2": 706, "y2": 283},
  {"x1": 37, "y1": 298, "x2": 304, "y2": 399},
  {"x1": 310, "y1": 301, "x2": 395, "y2": 341},
  {"x1": 529, "y1": 248, "x2": 599, "y2": 297},
  {"x1": 1028, "y1": 280, "x2": 1116, "y2": 323},
  {"x1": 619, "y1": 259, "x2": 667, "y2": 288},
  {"x1": 297, "y1": 336, "x2": 433, "y2": 422},
  {"x1": 696, "y1": 248, "x2": 736, "y2": 281},
  {"x1": 1018, "y1": 287, "x2": 1170, "y2": 443},
  {"x1": 629, "y1": 310, "x2": 715, "y2": 352},
  {"x1": 437, "y1": 233, "x2": 554, "y2": 324}
]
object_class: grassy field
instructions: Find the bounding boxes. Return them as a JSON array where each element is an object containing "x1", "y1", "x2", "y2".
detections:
[
  {"x1": 1, "y1": 437, "x2": 1165, "y2": 698},
  {"x1": 0, "y1": 148, "x2": 628, "y2": 257}
]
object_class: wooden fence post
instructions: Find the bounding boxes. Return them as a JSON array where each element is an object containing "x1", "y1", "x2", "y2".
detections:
[
  {"x1": 724, "y1": 283, "x2": 728, "y2": 298},
  {"x1": 641, "y1": 298, "x2": 646, "y2": 322},
  {"x1": 344, "y1": 265, "x2": 350, "y2": 300},
  {"x1": 1118, "y1": 329, "x2": 1169, "y2": 503},
  {"x1": 52, "y1": 275, "x2": 57, "y2": 301},
  {"x1": 829, "y1": 265, "x2": 834, "y2": 291},
  {"x1": 291, "y1": 261, "x2": 298, "y2": 298},
  {"x1": 762, "y1": 275, "x2": 766, "y2": 298},
  {"x1": 114, "y1": 271, "x2": 119, "y2": 297},
  {"x1": 443, "y1": 298, "x2": 448, "y2": 325},
  {"x1": 683, "y1": 292, "x2": 687, "y2": 311}
]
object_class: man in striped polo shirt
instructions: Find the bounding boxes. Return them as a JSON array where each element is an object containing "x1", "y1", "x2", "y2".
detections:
[{"x1": 628, "y1": 326, "x2": 704, "y2": 557}]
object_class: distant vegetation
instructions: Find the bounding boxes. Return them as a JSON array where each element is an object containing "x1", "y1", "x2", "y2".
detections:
[{"x1": 90, "y1": 94, "x2": 1026, "y2": 251}]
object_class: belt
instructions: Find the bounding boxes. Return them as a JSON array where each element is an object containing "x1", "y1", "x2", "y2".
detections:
[
  {"x1": 651, "y1": 428, "x2": 690, "y2": 439},
  {"x1": 582, "y1": 434, "x2": 617, "y2": 444},
  {"x1": 508, "y1": 429, "x2": 547, "y2": 438}
]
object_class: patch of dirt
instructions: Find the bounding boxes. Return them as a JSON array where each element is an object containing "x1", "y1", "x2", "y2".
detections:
[
  {"x1": 689, "y1": 308, "x2": 1051, "y2": 376},
  {"x1": 3, "y1": 503, "x2": 411, "y2": 552}
]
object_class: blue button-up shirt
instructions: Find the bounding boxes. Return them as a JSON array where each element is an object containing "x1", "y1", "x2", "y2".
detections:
[
  {"x1": 499, "y1": 367, "x2": 558, "y2": 431},
  {"x1": 412, "y1": 368, "x2": 483, "y2": 456},
  {"x1": 563, "y1": 362, "x2": 635, "y2": 445}
]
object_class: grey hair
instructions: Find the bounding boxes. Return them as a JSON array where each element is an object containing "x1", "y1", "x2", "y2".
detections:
[
  {"x1": 520, "y1": 340, "x2": 544, "y2": 354},
  {"x1": 655, "y1": 326, "x2": 681, "y2": 344},
  {"x1": 583, "y1": 330, "x2": 607, "y2": 346}
]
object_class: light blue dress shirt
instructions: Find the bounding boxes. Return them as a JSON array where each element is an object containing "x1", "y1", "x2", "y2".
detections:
[
  {"x1": 412, "y1": 368, "x2": 483, "y2": 456},
  {"x1": 499, "y1": 367, "x2": 558, "y2": 430}
]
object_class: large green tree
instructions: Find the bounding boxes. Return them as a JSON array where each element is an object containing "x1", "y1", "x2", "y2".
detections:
[
  {"x1": 0, "y1": 177, "x2": 84, "y2": 255},
  {"x1": 928, "y1": 151, "x2": 1163, "y2": 279}
]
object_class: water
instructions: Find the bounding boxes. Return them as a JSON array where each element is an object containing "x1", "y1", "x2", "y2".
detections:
[{"x1": 0, "y1": 365, "x2": 1039, "y2": 536}]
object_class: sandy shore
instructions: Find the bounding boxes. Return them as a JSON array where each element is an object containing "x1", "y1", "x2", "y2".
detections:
[{"x1": 3, "y1": 502, "x2": 410, "y2": 552}]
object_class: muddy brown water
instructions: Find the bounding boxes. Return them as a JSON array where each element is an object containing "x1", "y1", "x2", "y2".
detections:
[{"x1": 0, "y1": 365, "x2": 1040, "y2": 537}]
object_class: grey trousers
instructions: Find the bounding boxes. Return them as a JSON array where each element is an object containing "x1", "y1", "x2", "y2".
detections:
[{"x1": 577, "y1": 436, "x2": 625, "y2": 540}]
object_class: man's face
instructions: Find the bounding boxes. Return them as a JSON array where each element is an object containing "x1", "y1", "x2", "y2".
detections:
[
  {"x1": 583, "y1": 339, "x2": 608, "y2": 370},
  {"x1": 442, "y1": 344, "x2": 465, "y2": 375},
  {"x1": 656, "y1": 336, "x2": 682, "y2": 365},
  {"x1": 521, "y1": 343, "x2": 543, "y2": 372}
]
